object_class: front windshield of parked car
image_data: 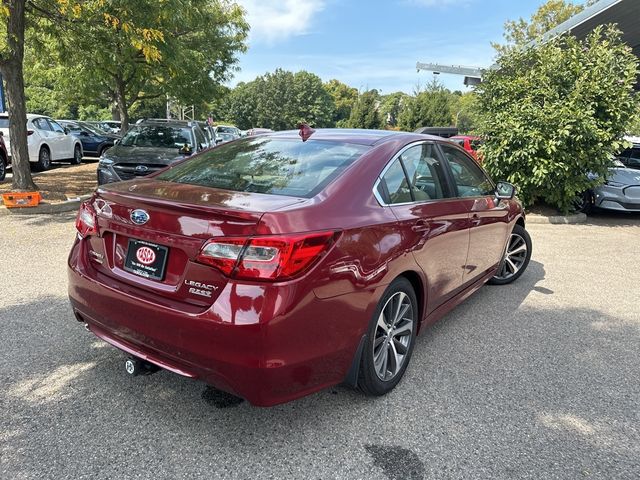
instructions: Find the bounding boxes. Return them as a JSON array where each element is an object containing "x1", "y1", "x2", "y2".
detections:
[
  {"x1": 156, "y1": 137, "x2": 370, "y2": 198},
  {"x1": 612, "y1": 159, "x2": 625, "y2": 168},
  {"x1": 79, "y1": 122, "x2": 108, "y2": 136},
  {"x1": 120, "y1": 125, "x2": 192, "y2": 148}
]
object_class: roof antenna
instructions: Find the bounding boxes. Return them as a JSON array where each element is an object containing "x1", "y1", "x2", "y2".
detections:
[{"x1": 297, "y1": 123, "x2": 315, "y2": 142}]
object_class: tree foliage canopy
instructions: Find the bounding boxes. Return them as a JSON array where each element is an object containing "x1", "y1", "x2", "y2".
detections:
[
  {"x1": 32, "y1": 0, "x2": 248, "y2": 129},
  {"x1": 347, "y1": 89, "x2": 383, "y2": 130},
  {"x1": 223, "y1": 69, "x2": 334, "y2": 130},
  {"x1": 397, "y1": 79, "x2": 454, "y2": 132},
  {"x1": 324, "y1": 79, "x2": 358, "y2": 127},
  {"x1": 477, "y1": 26, "x2": 639, "y2": 213},
  {"x1": 492, "y1": 0, "x2": 586, "y2": 55}
]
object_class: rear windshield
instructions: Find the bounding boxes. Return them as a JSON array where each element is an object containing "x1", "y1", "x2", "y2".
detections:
[
  {"x1": 121, "y1": 125, "x2": 192, "y2": 148},
  {"x1": 156, "y1": 137, "x2": 370, "y2": 198}
]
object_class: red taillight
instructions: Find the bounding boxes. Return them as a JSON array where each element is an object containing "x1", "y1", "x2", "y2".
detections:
[
  {"x1": 75, "y1": 201, "x2": 98, "y2": 238},
  {"x1": 196, "y1": 231, "x2": 337, "y2": 281}
]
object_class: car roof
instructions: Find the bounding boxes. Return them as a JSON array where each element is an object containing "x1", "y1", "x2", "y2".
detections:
[
  {"x1": 26, "y1": 114, "x2": 51, "y2": 120},
  {"x1": 265, "y1": 128, "x2": 444, "y2": 146}
]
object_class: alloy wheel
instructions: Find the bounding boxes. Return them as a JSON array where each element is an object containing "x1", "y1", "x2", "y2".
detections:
[
  {"x1": 373, "y1": 291, "x2": 414, "y2": 381},
  {"x1": 494, "y1": 233, "x2": 528, "y2": 280},
  {"x1": 74, "y1": 146, "x2": 82, "y2": 164},
  {"x1": 40, "y1": 149, "x2": 51, "y2": 169}
]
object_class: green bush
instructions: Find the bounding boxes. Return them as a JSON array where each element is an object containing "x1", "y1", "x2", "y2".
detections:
[{"x1": 476, "y1": 26, "x2": 639, "y2": 213}]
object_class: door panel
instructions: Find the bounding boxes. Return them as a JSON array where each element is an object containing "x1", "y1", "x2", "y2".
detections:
[
  {"x1": 47, "y1": 119, "x2": 71, "y2": 159},
  {"x1": 438, "y1": 143, "x2": 510, "y2": 283},
  {"x1": 377, "y1": 143, "x2": 470, "y2": 313},
  {"x1": 391, "y1": 201, "x2": 470, "y2": 312}
]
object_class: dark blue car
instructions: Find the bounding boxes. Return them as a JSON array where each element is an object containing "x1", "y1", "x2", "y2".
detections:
[{"x1": 58, "y1": 120, "x2": 121, "y2": 157}]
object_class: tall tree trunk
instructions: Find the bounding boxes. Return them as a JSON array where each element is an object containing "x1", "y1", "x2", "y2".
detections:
[
  {"x1": 1, "y1": 0, "x2": 36, "y2": 191},
  {"x1": 115, "y1": 77, "x2": 130, "y2": 133}
]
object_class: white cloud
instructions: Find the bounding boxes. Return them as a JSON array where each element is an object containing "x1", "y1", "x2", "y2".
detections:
[{"x1": 236, "y1": 0, "x2": 325, "y2": 45}]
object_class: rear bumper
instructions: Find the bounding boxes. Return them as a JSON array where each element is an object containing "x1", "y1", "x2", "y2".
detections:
[{"x1": 68, "y1": 239, "x2": 372, "y2": 406}]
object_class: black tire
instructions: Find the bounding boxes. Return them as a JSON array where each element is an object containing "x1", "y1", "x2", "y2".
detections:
[
  {"x1": 358, "y1": 277, "x2": 418, "y2": 396},
  {"x1": 34, "y1": 146, "x2": 51, "y2": 172},
  {"x1": 0, "y1": 155, "x2": 6, "y2": 181},
  {"x1": 574, "y1": 191, "x2": 593, "y2": 214},
  {"x1": 488, "y1": 224, "x2": 532, "y2": 285},
  {"x1": 70, "y1": 144, "x2": 83, "y2": 165}
]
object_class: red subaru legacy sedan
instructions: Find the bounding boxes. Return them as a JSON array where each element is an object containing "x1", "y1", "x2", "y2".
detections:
[{"x1": 68, "y1": 128, "x2": 531, "y2": 406}]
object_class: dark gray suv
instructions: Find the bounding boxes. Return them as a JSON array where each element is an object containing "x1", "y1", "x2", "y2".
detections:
[{"x1": 97, "y1": 119, "x2": 209, "y2": 185}]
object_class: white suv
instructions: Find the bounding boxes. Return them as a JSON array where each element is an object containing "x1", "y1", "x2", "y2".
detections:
[{"x1": 0, "y1": 113, "x2": 84, "y2": 171}]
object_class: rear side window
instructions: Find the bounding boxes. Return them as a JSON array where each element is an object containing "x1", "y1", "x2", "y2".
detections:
[
  {"x1": 33, "y1": 118, "x2": 52, "y2": 131},
  {"x1": 157, "y1": 137, "x2": 370, "y2": 198},
  {"x1": 379, "y1": 159, "x2": 412, "y2": 204},
  {"x1": 401, "y1": 144, "x2": 449, "y2": 200},
  {"x1": 0, "y1": 118, "x2": 9, "y2": 128}
]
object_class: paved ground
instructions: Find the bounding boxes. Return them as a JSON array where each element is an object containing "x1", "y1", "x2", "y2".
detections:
[{"x1": 1, "y1": 211, "x2": 639, "y2": 479}]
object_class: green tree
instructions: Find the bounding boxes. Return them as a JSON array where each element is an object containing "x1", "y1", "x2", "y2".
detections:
[
  {"x1": 33, "y1": 0, "x2": 248, "y2": 131},
  {"x1": 223, "y1": 69, "x2": 334, "y2": 130},
  {"x1": 347, "y1": 89, "x2": 382, "y2": 129},
  {"x1": 324, "y1": 79, "x2": 357, "y2": 127},
  {"x1": 1, "y1": 0, "x2": 36, "y2": 190},
  {"x1": 398, "y1": 79, "x2": 453, "y2": 131},
  {"x1": 379, "y1": 91, "x2": 408, "y2": 128},
  {"x1": 493, "y1": 0, "x2": 585, "y2": 55},
  {"x1": 450, "y1": 91, "x2": 480, "y2": 134},
  {"x1": 477, "y1": 26, "x2": 639, "y2": 213}
]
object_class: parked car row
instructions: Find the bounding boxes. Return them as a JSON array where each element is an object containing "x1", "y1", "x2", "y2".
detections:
[{"x1": 0, "y1": 113, "x2": 244, "y2": 177}]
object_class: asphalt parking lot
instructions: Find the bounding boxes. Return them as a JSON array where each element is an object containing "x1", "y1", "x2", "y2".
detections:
[{"x1": 1, "y1": 211, "x2": 639, "y2": 479}]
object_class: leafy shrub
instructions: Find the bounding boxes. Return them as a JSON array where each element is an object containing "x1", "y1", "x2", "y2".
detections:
[{"x1": 476, "y1": 26, "x2": 639, "y2": 213}]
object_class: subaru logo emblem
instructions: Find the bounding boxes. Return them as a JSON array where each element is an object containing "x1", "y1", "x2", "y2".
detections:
[
  {"x1": 130, "y1": 209, "x2": 149, "y2": 225},
  {"x1": 135, "y1": 165, "x2": 149, "y2": 173}
]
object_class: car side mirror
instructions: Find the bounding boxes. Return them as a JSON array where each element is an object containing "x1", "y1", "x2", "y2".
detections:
[
  {"x1": 495, "y1": 181, "x2": 516, "y2": 200},
  {"x1": 64, "y1": 127, "x2": 70, "y2": 135}
]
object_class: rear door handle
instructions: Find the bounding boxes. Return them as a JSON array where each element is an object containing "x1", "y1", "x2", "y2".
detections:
[{"x1": 411, "y1": 220, "x2": 430, "y2": 233}]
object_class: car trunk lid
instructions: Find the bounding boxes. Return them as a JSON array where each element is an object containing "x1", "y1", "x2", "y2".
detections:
[{"x1": 86, "y1": 179, "x2": 305, "y2": 307}]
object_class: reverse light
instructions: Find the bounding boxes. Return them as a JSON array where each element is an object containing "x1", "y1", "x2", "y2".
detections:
[
  {"x1": 196, "y1": 231, "x2": 338, "y2": 281},
  {"x1": 75, "y1": 201, "x2": 99, "y2": 238}
]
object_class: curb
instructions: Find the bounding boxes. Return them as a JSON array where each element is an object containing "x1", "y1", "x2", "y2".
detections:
[
  {"x1": 525, "y1": 212, "x2": 587, "y2": 224},
  {"x1": 0, "y1": 195, "x2": 91, "y2": 216}
]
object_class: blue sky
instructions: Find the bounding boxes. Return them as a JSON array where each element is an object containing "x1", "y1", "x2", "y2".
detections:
[{"x1": 232, "y1": 0, "x2": 579, "y2": 93}]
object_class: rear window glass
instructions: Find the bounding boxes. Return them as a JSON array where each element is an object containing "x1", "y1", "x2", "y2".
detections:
[
  {"x1": 156, "y1": 137, "x2": 370, "y2": 198},
  {"x1": 0, "y1": 118, "x2": 9, "y2": 128},
  {"x1": 121, "y1": 125, "x2": 192, "y2": 148}
]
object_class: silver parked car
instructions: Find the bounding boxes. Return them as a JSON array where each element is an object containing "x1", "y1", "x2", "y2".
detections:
[{"x1": 580, "y1": 159, "x2": 640, "y2": 213}]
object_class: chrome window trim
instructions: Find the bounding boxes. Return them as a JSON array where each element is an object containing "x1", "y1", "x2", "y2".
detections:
[{"x1": 373, "y1": 140, "x2": 448, "y2": 207}]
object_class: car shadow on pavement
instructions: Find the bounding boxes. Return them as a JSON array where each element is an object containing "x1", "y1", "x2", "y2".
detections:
[
  {"x1": 1, "y1": 275, "x2": 638, "y2": 478},
  {"x1": 585, "y1": 209, "x2": 640, "y2": 227}
]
